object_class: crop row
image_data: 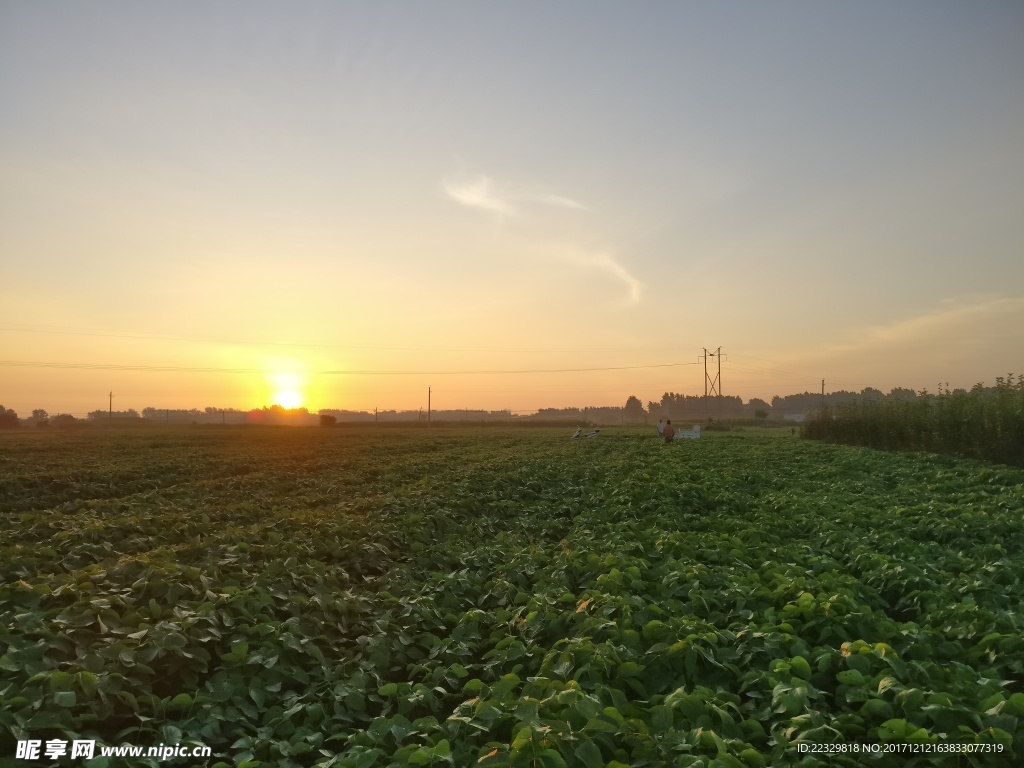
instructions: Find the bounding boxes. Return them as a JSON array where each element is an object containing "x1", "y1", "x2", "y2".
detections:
[{"x1": 1, "y1": 427, "x2": 1023, "y2": 767}]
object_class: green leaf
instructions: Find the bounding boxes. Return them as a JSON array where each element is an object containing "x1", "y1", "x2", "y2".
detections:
[
  {"x1": 616, "y1": 662, "x2": 644, "y2": 678},
  {"x1": 76, "y1": 671, "x2": 99, "y2": 698},
  {"x1": 537, "y1": 749, "x2": 567, "y2": 768},
  {"x1": 407, "y1": 748, "x2": 432, "y2": 766},
  {"x1": 167, "y1": 692, "x2": 193, "y2": 712},
  {"x1": 574, "y1": 740, "x2": 604, "y2": 768},
  {"x1": 980, "y1": 727, "x2": 1013, "y2": 747},
  {"x1": 602, "y1": 706, "x2": 624, "y2": 725},
  {"x1": 584, "y1": 718, "x2": 618, "y2": 733},
  {"x1": 878, "y1": 718, "x2": 930, "y2": 742},
  {"x1": 837, "y1": 669, "x2": 865, "y2": 686},
  {"x1": 789, "y1": 656, "x2": 811, "y2": 680},
  {"x1": 650, "y1": 704, "x2": 673, "y2": 732},
  {"x1": 249, "y1": 683, "x2": 266, "y2": 709},
  {"x1": 860, "y1": 698, "x2": 893, "y2": 720}
]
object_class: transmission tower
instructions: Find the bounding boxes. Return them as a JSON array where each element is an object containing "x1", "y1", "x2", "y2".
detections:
[{"x1": 701, "y1": 348, "x2": 724, "y2": 421}]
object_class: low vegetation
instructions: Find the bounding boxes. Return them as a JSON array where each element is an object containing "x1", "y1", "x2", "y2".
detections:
[{"x1": 1, "y1": 428, "x2": 1022, "y2": 766}]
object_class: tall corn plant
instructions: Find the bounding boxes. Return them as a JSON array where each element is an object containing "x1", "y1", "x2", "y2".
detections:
[{"x1": 802, "y1": 375, "x2": 1024, "y2": 467}]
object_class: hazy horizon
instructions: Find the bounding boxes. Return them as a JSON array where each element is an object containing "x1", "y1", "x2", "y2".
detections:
[
  {"x1": 3, "y1": 2, "x2": 1022, "y2": 416},
  {"x1": 6, "y1": 377, "x2": 954, "y2": 422}
]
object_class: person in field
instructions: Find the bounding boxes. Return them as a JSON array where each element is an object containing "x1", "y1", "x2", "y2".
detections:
[
  {"x1": 657, "y1": 418, "x2": 665, "y2": 436},
  {"x1": 663, "y1": 419, "x2": 676, "y2": 443}
]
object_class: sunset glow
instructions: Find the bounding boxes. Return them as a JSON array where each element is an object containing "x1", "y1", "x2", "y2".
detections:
[
  {"x1": 272, "y1": 390, "x2": 304, "y2": 410},
  {"x1": 0, "y1": 3, "x2": 1021, "y2": 418},
  {"x1": 267, "y1": 371, "x2": 306, "y2": 411}
]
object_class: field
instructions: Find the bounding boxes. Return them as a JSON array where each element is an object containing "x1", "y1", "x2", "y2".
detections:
[{"x1": 2, "y1": 426, "x2": 1023, "y2": 767}]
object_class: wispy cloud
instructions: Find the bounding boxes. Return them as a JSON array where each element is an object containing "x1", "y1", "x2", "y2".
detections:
[
  {"x1": 527, "y1": 193, "x2": 588, "y2": 211},
  {"x1": 442, "y1": 174, "x2": 587, "y2": 218},
  {"x1": 442, "y1": 175, "x2": 517, "y2": 218},
  {"x1": 772, "y1": 295, "x2": 1024, "y2": 390},
  {"x1": 561, "y1": 247, "x2": 643, "y2": 306},
  {"x1": 830, "y1": 296, "x2": 1024, "y2": 353},
  {"x1": 442, "y1": 174, "x2": 637, "y2": 304}
]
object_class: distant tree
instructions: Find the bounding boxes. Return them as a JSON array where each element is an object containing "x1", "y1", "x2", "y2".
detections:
[
  {"x1": 87, "y1": 408, "x2": 141, "y2": 420},
  {"x1": 30, "y1": 409, "x2": 49, "y2": 426},
  {"x1": 0, "y1": 405, "x2": 19, "y2": 428},
  {"x1": 889, "y1": 387, "x2": 918, "y2": 401},
  {"x1": 747, "y1": 398, "x2": 771, "y2": 413},
  {"x1": 50, "y1": 414, "x2": 80, "y2": 429},
  {"x1": 860, "y1": 387, "x2": 885, "y2": 402},
  {"x1": 319, "y1": 414, "x2": 337, "y2": 427},
  {"x1": 754, "y1": 409, "x2": 768, "y2": 420},
  {"x1": 623, "y1": 395, "x2": 645, "y2": 423}
]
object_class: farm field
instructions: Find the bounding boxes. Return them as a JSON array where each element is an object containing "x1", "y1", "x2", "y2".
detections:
[{"x1": 1, "y1": 426, "x2": 1023, "y2": 768}]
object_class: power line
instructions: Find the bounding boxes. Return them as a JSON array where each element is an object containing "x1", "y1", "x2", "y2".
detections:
[
  {"x1": 0, "y1": 324, "x2": 691, "y2": 356},
  {"x1": 0, "y1": 359, "x2": 701, "y2": 376}
]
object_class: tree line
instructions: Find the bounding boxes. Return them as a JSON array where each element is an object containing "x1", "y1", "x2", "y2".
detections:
[{"x1": 2, "y1": 385, "x2": 977, "y2": 429}]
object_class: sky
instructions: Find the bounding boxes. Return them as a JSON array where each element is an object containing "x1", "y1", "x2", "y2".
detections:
[{"x1": 2, "y1": 1, "x2": 1022, "y2": 416}]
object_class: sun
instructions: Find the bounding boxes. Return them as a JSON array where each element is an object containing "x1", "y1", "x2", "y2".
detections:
[
  {"x1": 273, "y1": 389, "x2": 304, "y2": 409},
  {"x1": 267, "y1": 369, "x2": 307, "y2": 410}
]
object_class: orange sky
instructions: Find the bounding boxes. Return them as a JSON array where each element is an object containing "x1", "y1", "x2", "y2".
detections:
[{"x1": 2, "y1": 3, "x2": 1022, "y2": 416}]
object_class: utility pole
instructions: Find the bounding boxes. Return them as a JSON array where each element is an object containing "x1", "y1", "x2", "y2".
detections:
[
  {"x1": 718, "y1": 349, "x2": 724, "y2": 422},
  {"x1": 374, "y1": 406, "x2": 378, "y2": 424},
  {"x1": 821, "y1": 379, "x2": 826, "y2": 418}
]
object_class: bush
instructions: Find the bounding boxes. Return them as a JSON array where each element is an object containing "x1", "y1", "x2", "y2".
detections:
[{"x1": 49, "y1": 414, "x2": 86, "y2": 429}]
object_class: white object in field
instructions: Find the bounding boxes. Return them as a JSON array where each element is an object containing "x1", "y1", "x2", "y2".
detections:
[
  {"x1": 585, "y1": 428, "x2": 600, "y2": 439},
  {"x1": 676, "y1": 424, "x2": 701, "y2": 440},
  {"x1": 571, "y1": 426, "x2": 582, "y2": 438}
]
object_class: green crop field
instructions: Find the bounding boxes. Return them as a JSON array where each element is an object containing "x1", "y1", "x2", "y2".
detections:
[{"x1": 2, "y1": 427, "x2": 1023, "y2": 768}]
